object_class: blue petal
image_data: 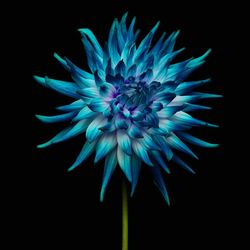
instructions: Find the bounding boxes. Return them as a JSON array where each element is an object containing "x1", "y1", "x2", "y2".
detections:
[
  {"x1": 192, "y1": 92, "x2": 223, "y2": 99},
  {"x1": 34, "y1": 76, "x2": 80, "y2": 99},
  {"x1": 141, "y1": 132, "x2": 161, "y2": 151},
  {"x1": 88, "y1": 99, "x2": 109, "y2": 112},
  {"x1": 173, "y1": 112, "x2": 219, "y2": 128},
  {"x1": 172, "y1": 155, "x2": 195, "y2": 174},
  {"x1": 128, "y1": 124, "x2": 143, "y2": 138},
  {"x1": 187, "y1": 49, "x2": 212, "y2": 68},
  {"x1": 120, "y1": 12, "x2": 128, "y2": 40},
  {"x1": 53, "y1": 52, "x2": 70, "y2": 71},
  {"x1": 94, "y1": 70, "x2": 103, "y2": 87},
  {"x1": 115, "y1": 60, "x2": 126, "y2": 77},
  {"x1": 78, "y1": 28, "x2": 103, "y2": 57},
  {"x1": 63, "y1": 56, "x2": 94, "y2": 80},
  {"x1": 94, "y1": 133, "x2": 117, "y2": 163},
  {"x1": 175, "y1": 78, "x2": 211, "y2": 95},
  {"x1": 130, "y1": 153, "x2": 141, "y2": 196},
  {"x1": 81, "y1": 34, "x2": 100, "y2": 72},
  {"x1": 37, "y1": 120, "x2": 90, "y2": 148},
  {"x1": 150, "y1": 151, "x2": 170, "y2": 174},
  {"x1": 100, "y1": 149, "x2": 117, "y2": 201},
  {"x1": 77, "y1": 87, "x2": 99, "y2": 98},
  {"x1": 157, "y1": 105, "x2": 184, "y2": 118},
  {"x1": 127, "y1": 16, "x2": 136, "y2": 40},
  {"x1": 127, "y1": 64, "x2": 137, "y2": 77},
  {"x1": 56, "y1": 100, "x2": 85, "y2": 112},
  {"x1": 183, "y1": 103, "x2": 212, "y2": 112},
  {"x1": 117, "y1": 147, "x2": 132, "y2": 182},
  {"x1": 134, "y1": 21, "x2": 160, "y2": 62},
  {"x1": 37, "y1": 127, "x2": 72, "y2": 148},
  {"x1": 160, "y1": 30, "x2": 180, "y2": 57},
  {"x1": 132, "y1": 140, "x2": 153, "y2": 166},
  {"x1": 72, "y1": 106, "x2": 97, "y2": 121},
  {"x1": 151, "y1": 135, "x2": 173, "y2": 160},
  {"x1": 86, "y1": 116, "x2": 105, "y2": 142},
  {"x1": 177, "y1": 132, "x2": 219, "y2": 148},
  {"x1": 99, "y1": 122, "x2": 116, "y2": 132},
  {"x1": 68, "y1": 140, "x2": 97, "y2": 171},
  {"x1": 166, "y1": 133, "x2": 198, "y2": 159},
  {"x1": 115, "y1": 20, "x2": 126, "y2": 53},
  {"x1": 108, "y1": 19, "x2": 121, "y2": 67},
  {"x1": 115, "y1": 116, "x2": 129, "y2": 130},
  {"x1": 36, "y1": 112, "x2": 76, "y2": 123},
  {"x1": 149, "y1": 32, "x2": 166, "y2": 58},
  {"x1": 117, "y1": 130, "x2": 132, "y2": 155},
  {"x1": 150, "y1": 166, "x2": 170, "y2": 205}
]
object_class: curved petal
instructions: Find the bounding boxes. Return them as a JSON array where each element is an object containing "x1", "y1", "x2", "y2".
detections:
[{"x1": 100, "y1": 149, "x2": 117, "y2": 201}]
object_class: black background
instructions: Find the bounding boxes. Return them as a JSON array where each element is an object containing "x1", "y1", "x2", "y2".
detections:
[{"x1": 25, "y1": 0, "x2": 236, "y2": 248}]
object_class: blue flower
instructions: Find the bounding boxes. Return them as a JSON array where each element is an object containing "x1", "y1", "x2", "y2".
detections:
[{"x1": 35, "y1": 13, "x2": 221, "y2": 204}]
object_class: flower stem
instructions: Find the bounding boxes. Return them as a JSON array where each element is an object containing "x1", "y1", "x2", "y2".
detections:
[{"x1": 122, "y1": 177, "x2": 128, "y2": 250}]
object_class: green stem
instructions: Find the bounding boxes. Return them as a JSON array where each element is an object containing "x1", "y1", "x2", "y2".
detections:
[{"x1": 122, "y1": 178, "x2": 128, "y2": 250}]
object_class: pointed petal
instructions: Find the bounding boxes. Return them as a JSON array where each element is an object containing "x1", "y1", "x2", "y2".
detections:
[
  {"x1": 141, "y1": 132, "x2": 161, "y2": 151},
  {"x1": 157, "y1": 105, "x2": 183, "y2": 118},
  {"x1": 36, "y1": 112, "x2": 76, "y2": 123},
  {"x1": 88, "y1": 99, "x2": 109, "y2": 112},
  {"x1": 183, "y1": 103, "x2": 212, "y2": 112},
  {"x1": 117, "y1": 130, "x2": 132, "y2": 155},
  {"x1": 117, "y1": 146, "x2": 132, "y2": 182},
  {"x1": 77, "y1": 87, "x2": 99, "y2": 98},
  {"x1": 94, "y1": 133, "x2": 117, "y2": 163},
  {"x1": 78, "y1": 28, "x2": 103, "y2": 57},
  {"x1": 166, "y1": 133, "x2": 198, "y2": 159},
  {"x1": 100, "y1": 149, "x2": 117, "y2": 201},
  {"x1": 128, "y1": 124, "x2": 143, "y2": 138},
  {"x1": 56, "y1": 100, "x2": 85, "y2": 112},
  {"x1": 34, "y1": 76, "x2": 80, "y2": 99},
  {"x1": 37, "y1": 120, "x2": 90, "y2": 148},
  {"x1": 150, "y1": 151, "x2": 170, "y2": 174},
  {"x1": 175, "y1": 78, "x2": 211, "y2": 95},
  {"x1": 120, "y1": 12, "x2": 128, "y2": 40},
  {"x1": 177, "y1": 132, "x2": 219, "y2": 148},
  {"x1": 173, "y1": 111, "x2": 219, "y2": 128},
  {"x1": 150, "y1": 166, "x2": 170, "y2": 205},
  {"x1": 86, "y1": 116, "x2": 105, "y2": 142},
  {"x1": 127, "y1": 17, "x2": 137, "y2": 40},
  {"x1": 130, "y1": 153, "x2": 141, "y2": 196},
  {"x1": 72, "y1": 106, "x2": 97, "y2": 121},
  {"x1": 132, "y1": 140, "x2": 153, "y2": 166},
  {"x1": 172, "y1": 155, "x2": 195, "y2": 174},
  {"x1": 151, "y1": 135, "x2": 173, "y2": 161},
  {"x1": 68, "y1": 140, "x2": 97, "y2": 171}
]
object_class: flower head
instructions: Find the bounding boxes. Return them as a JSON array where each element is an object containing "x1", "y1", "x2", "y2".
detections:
[{"x1": 35, "y1": 13, "x2": 221, "y2": 204}]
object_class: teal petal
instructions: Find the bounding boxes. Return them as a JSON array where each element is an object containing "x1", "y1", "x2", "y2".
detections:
[
  {"x1": 72, "y1": 106, "x2": 97, "y2": 121},
  {"x1": 117, "y1": 146, "x2": 132, "y2": 182},
  {"x1": 36, "y1": 112, "x2": 76, "y2": 123},
  {"x1": 56, "y1": 100, "x2": 85, "y2": 112},
  {"x1": 132, "y1": 140, "x2": 153, "y2": 166},
  {"x1": 130, "y1": 153, "x2": 141, "y2": 196},
  {"x1": 177, "y1": 132, "x2": 219, "y2": 148},
  {"x1": 86, "y1": 116, "x2": 105, "y2": 142},
  {"x1": 37, "y1": 120, "x2": 90, "y2": 148},
  {"x1": 34, "y1": 76, "x2": 80, "y2": 99},
  {"x1": 172, "y1": 155, "x2": 195, "y2": 174},
  {"x1": 166, "y1": 133, "x2": 198, "y2": 159},
  {"x1": 117, "y1": 130, "x2": 132, "y2": 155},
  {"x1": 100, "y1": 149, "x2": 117, "y2": 201},
  {"x1": 68, "y1": 140, "x2": 97, "y2": 171},
  {"x1": 150, "y1": 166, "x2": 170, "y2": 205},
  {"x1": 94, "y1": 133, "x2": 117, "y2": 163}
]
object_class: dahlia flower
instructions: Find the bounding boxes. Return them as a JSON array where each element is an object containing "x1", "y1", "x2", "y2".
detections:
[{"x1": 35, "y1": 13, "x2": 221, "y2": 205}]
